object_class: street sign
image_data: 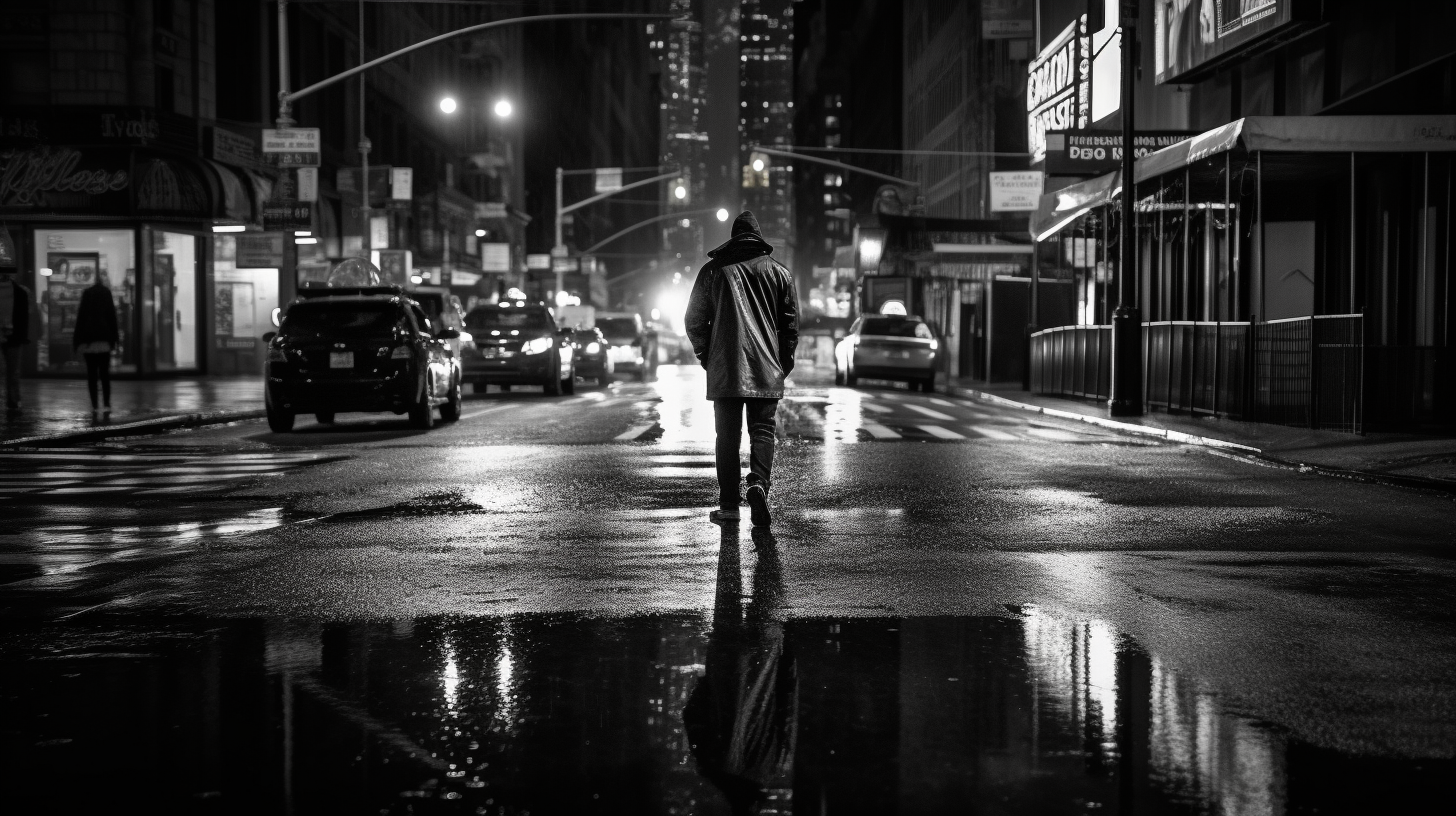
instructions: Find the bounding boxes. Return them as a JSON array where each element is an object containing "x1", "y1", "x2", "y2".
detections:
[
  {"x1": 527, "y1": 253, "x2": 552, "y2": 270},
  {"x1": 989, "y1": 171, "x2": 1044, "y2": 212},
  {"x1": 261, "y1": 128, "x2": 320, "y2": 167},
  {"x1": 262, "y1": 201, "x2": 312, "y2": 231},
  {"x1": 552, "y1": 256, "x2": 579, "y2": 273},
  {"x1": 296, "y1": 167, "x2": 319, "y2": 202},
  {"x1": 481, "y1": 243, "x2": 511, "y2": 272},
  {"x1": 236, "y1": 233, "x2": 285, "y2": 268},
  {"x1": 594, "y1": 167, "x2": 623, "y2": 192},
  {"x1": 390, "y1": 167, "x2": 413, "y2": 201},
  {"x1": 207, "y1": 126, "x2": 257, "y2": 167}
]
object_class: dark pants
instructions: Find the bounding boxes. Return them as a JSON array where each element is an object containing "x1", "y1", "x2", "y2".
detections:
[
  {"x1": 84, "y1": 353, "x2": 111, "y2": 409},
  {"x1": 713, "y1": 398, "x2": 779, "y2": 508}
]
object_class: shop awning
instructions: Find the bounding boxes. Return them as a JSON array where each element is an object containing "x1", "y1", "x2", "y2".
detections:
[{"x1": 1031, "y1": 115, "x2": 1456, "y2": 240}]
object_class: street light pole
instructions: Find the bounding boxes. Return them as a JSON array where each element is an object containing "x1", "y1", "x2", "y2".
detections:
[
  {"x1": 359, "y1": 0, "x2": 371, "y2": 263},
  {"x1": 1109, "y1": 0, "x2": 1143, "y2": 416},
  {"x1": 553, "y1": 168, "x2": 678, "y2": 298}
]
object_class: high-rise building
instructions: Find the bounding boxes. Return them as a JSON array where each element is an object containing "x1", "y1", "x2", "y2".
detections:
[
  {"x1": 738, "y1": 0, "x2": 795, "y2": 254},
  {"x1": 656, "y1": 0, "x2": 710, "y2": 276}
]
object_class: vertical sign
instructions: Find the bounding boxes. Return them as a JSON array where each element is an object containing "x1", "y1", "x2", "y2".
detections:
[
  {"x1": 296, "y1": 167, "x2": 318, "y2": 202},
  {"x1": 390, "y1": 167, "x2": 413, "y2": 201},
  {"x1": 1026, "y1": 16, "x2": 1091, "y2": 164}
]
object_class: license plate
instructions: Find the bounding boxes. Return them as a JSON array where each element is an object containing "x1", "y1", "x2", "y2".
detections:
[{"x1": 329, "y1": 352, "x2": 354, "y2": 369}]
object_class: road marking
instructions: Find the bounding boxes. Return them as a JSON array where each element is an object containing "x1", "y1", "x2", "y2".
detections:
[
  {"x1": 458, "y1": 404, "x2": 518, "y2": 420},
  {"x1": 860, "y1": 403, "x2": 893, "y2": 414},
  {"x1": 615, "y1": 423, "x2": 657, "y2": 441},
  {"x1": 906, "y1": 404, "x2": 955, "y2": 420},
  {"x1": 927, "y1": 398, "x2": 958, "y2": 407},
  {"x1": 972, "y1": 426, "x2": 1019, "y2": 440},
  {"x1": 917, "y1": 424, "x2": 966, "y2": 440},
  {"x1": 862, "y1": 423, "x2": 901, "y2": 439}
]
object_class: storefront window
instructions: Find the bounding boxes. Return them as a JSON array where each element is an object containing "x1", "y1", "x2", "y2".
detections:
[
  {"x1": 151, "y1": 231, "x2": 199, "y2": 370},
  {"x1": 212, "y1": 234, "x2": 280, "y2": 375},
  {"x1": 32, "y1": 228, "x2": 137, "y2": 374}
]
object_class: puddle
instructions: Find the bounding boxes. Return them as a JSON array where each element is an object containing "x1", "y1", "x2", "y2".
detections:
[{"x1": 2, "y1": 602, "x2": 1447, "y2": 815}]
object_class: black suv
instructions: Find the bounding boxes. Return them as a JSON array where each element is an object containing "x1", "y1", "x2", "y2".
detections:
[
  {"x1": 264, "y1": 286, "x2": 462, "y2": 432},
  {"x1": 461, "y1": 301, "x2": 576, "y2": 394}
]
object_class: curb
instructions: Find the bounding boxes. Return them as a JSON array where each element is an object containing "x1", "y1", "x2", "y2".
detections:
[
  {"x1": 950, "y1": 386, "x2": 1456, "y2": 497},
  {"x1": 1, "y1": 409, "x2": 266, "y2": 448}
]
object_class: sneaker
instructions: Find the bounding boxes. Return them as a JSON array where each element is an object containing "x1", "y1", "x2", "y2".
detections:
[
  {"x1": 709, "y1": 507, "x2": 740, "y2": 524},
  {"x1": 746, "y1": 484, "x2": 772, "y2": 526}
]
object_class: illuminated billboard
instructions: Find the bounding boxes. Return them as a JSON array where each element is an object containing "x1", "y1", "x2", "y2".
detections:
[
  {"x1": 1154, "y1": 0, "x2": 1303, "y2": 84},
  {"x1": 1026, "y1": 17, "x2": 1091, "y2": 165}
]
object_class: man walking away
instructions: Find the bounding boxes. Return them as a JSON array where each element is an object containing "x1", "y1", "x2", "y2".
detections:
[{"x1": 685, "y1": 211, "x2": 799, "y2": 526}]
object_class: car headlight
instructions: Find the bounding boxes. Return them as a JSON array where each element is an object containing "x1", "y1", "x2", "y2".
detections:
[
  {"x1": 522, "y1": 336, "x2": 554, "y2": 355},
  {"x1": 456, "y1": 331, "x2": 473, "y2": 344},
  {"x1": 390, "y1": 346, "x2": 413, "y2": 359},
  {"x1": 586, "y1": 341, "x2": 601, "y2": 354},
  {"x1": 928, "y1": 339, "x2": 938, "y2": 351},
  {"x1": 267, "y1": 348, "x2": 287, "y2": 363}
]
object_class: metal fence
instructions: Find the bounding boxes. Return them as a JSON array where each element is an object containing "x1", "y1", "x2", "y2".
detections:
[
  {"x1": 1029, "y1": 325, "x2": 1111, "y2": 401},
  {"x1": 1031, "y1": 315, "x2": 1365, "y2": 432}
]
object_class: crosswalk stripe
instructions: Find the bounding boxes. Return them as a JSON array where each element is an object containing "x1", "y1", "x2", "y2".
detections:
[
  {"x1": 862, "y1": 423, "x2": 901, "y2": 439},
  {"x1": 927, "y1": 398, "x2": 958, "y2": 407},
  {"x1": 972, "y1": 426, "x2": 1019, "y2": 440},
  {"x1": 0, "y1": 451, "x2": 344, "y2": 499},
  {"x1": 615, "y1": 423, "x2": 657, "y2": 441},
  {"x1": 860, "y1": 402, "x2": 893, "y2": 414},
  {"x1": 906, "y1": 404, "x2": 955, "y2": 420},
  {"x1": 917, "y1": 424, "x2": 966, "y2": 440}
]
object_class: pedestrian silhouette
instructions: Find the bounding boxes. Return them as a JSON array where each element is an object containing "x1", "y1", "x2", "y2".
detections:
[
  {"x1": 73, "y1": 270, "x2": 120, "y2": 420},
  {"x1": 683, "y1": 526, "x2": 796, "y2": 816},
  {"x1": 686, "y1": 211, "x2": 799, "y2": 526}
]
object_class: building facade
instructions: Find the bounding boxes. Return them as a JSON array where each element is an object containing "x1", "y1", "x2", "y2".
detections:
[
  {"x1": 738, "y1": 0, "x2": 795, "y2": 253},
  {"x1": 0, "y1": 0, "x2": 525, "y2": 378}
]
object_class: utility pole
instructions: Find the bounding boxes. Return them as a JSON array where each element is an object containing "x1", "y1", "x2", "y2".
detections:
[
  {"x1": 358, "y1": 0, "x2": 371, "y2": 263},
  {"x1": 1109, "y1": 0, "x2": 1143, "y2": 417}
]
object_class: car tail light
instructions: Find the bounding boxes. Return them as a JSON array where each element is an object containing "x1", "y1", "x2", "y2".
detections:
[
  {"x1": 390, "y1": 346, "x2": 413, "y2": 359},
  {"x1": 586, "y1": 341, "x2": 601, "y2": 354}
]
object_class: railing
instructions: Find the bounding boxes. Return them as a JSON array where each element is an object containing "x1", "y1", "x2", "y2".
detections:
[
  {"x1": 1030, "y1": 315, "x2": 1366, "y2": 432},
  {"x1": 1030, "y1": 325, "x2": 1111, "y2": 401}
]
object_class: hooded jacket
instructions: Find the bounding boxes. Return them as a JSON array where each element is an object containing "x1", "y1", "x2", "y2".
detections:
[{"x1": 685, "y1": 213, "x2": 799, "y2": 400}]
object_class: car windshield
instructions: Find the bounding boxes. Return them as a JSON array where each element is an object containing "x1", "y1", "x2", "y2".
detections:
[
  {"x1": 284, "y1": 302, "x2": 397, "y2": 338},
  {"x1": 597, "y1": 318, "x2": 639, "y2": 339},
  {"x1": 861, "y1": 317, "x2": 931, "y2": 338},
  {"x1": 465, "y1": 308, "x2": 554, "y2": 333}
]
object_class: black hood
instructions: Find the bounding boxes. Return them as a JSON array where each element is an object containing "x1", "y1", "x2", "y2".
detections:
[{"x1": 708, "y1": 210, "x2": 773, "y2": 262}]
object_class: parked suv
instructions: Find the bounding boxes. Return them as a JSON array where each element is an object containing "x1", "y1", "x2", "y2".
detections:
[
  {"x1": 264, "y1": 286, "x2": 462, "y2": 432},
  {"x1": 461, "y1": 301, "x2": 576, "y2": 395}
]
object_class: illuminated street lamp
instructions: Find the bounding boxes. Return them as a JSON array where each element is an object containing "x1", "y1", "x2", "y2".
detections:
[
  {"x1": 716, "y1": 208, "x2": 729, "y2": 222},
  {"x1": 439, "y1": 96, "x2": 458, "y2": 114},
  {"x1": 494, "y1": 99, "x2": 513, "y2": 118},
  {"x1": 751, "y1": 158, "x2": 765, "y2": 172}
]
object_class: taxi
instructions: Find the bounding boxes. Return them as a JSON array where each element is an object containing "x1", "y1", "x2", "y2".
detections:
[{"x1": 834, "y1": 304, "x2": 940, "y2": 392}]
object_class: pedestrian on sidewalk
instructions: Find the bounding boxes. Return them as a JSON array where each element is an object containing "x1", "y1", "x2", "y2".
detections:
[
  {"x1": 685, "y1": 211, "x2": 799, "y2": 526},
  {"x1": 73, "y1": 271, "x2": 119, "y2": 421},
  {"x1": 0, "y1": 267, "x2": 33, "y2": 417}
]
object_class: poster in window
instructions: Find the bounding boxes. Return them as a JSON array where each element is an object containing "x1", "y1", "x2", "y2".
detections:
[{"x1": 1154, "y1": 1, "x2": 1298, "y2": 84}]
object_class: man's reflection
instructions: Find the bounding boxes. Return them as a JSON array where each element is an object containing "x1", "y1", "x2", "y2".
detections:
[{"x1": 684, "y1": 527, "x2": 797, "y2": 815}]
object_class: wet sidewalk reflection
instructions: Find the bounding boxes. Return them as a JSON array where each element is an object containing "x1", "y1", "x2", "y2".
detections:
[{"x1": 2, "y1": 531, "x2": 1449, "y2": 815}]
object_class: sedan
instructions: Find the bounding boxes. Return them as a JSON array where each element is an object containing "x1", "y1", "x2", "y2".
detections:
[{"x1": 834, "y1": 314, "x2": 940, "y2": 392}]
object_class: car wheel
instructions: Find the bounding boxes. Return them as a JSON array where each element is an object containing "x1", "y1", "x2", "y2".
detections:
[
  {"x1": 439, "y1": 378, "x2": 462, "y2": 422},
  {"x1": 408, "y1": 382, "x2": 435, "y2": 429},
  {"x1": 314, "y1": 411, "x2": 335, "y2": 424},
  {"x1": 266, "y1": 399, "x2": 294, "y2": 433}
]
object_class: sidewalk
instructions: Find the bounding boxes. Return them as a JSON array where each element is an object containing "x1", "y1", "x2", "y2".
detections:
[
  {"x1": 951, "y1": 378, "x2": 1456, "y2": 491},
  {"x1": 2, "y1": 377, "x2": 263, "y2": 445}
]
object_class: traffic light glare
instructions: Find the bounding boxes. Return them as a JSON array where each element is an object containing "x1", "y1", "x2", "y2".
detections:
[{"x1": 439, "y1": 97, "x2": 457, "y2": 114}]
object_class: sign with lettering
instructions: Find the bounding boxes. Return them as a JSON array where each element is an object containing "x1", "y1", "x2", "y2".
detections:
[
  {"x1": 263, "y1": 201, "x2": 312, "y2": 231},
  {"x1": 237, "y1": 233, "x2": 285, "y2": 268},
  {"x1": 296, "y1": 167, "x2": 318, "y2": 202},
  {"x1": 476, "y1": 201, "x2": 508, "y2": 220},
  {"x1": 390, "y1": 167, "x2": 413, "y2": 201},
  {"x1": 594, "y1": 167, "x2": 623, "y2": 193},
  {"x1": 261, "y1": 128, "x2": 320, "y2": 167},
  {"x1": 982, "y1": 0, "x2": 1033, "y2": 38},
  {"x1": 0, "y1": 147, "x2": 129, "y2": 208},
  {"x1": 1027, "y1": 17, "x2": 1090, "y2": 165},
  {"x1": 1155, "y1": 0, "x2": 1304, "y2": 85},
  {"x1": 1044, "y1": 130, "x2": 1197, "y2": 175},
  {"x1": 481, "y1": 243, "x2": 511, "y2": 272},
  {"x1": 526, "y1": 253, "x2": 551, "y2": 270},
  {"x1": 989, "y1": 171, "x2": 1045, "y2": 212},
  {"x1": 207, "y1": 127, "x2": 257, "y2": 168}
]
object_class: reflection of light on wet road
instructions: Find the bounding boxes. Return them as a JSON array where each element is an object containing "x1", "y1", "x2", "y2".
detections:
[
  {"x1": 650, "y1": 366, "x2": 713, "y2": 451},
  {"x1": 443, "y1": 641, "x2": 461, "y2": 713}
]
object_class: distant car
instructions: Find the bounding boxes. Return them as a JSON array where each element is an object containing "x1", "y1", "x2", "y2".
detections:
[
  {"x1": 571, "y1": 327, "x2": 614, "y2": 383},
  {"x1": 461, "y1": 301, "x2": 576, "y2": 395},
  {"x1": 264, "y1": 287, "x2": 462, "y2": 432},
  {"x1": 595, "y1": 311, "x2": 656, "y2": 382},
  {"x1": 834, "y1": 314, "x2": 940, "y2": 392}
]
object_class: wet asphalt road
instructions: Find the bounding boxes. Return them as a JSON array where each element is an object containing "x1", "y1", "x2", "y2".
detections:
[{"x1": 2, "y1": 365, "x2": 1454, "y2": 815}]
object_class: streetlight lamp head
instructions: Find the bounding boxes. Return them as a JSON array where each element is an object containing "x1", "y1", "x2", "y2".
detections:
[
  {"x1": 716, "y1": 208, "x2": 729, "y2": 222},
  {"x1": 674, "y1": 185, "x2": 686, "y2": 200},
  {"x1": 475, "y1": 229, "x2": 487, "y2": 238},
  {"x1": 493, "y1": 99, "x2": 513, "y2": 118},
  {"x1": 751, "y1": 158, "x2": 765, "y2": 172},
  {"x1": 439, "y1": 97, "x2": 457, "y2": 114}
]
